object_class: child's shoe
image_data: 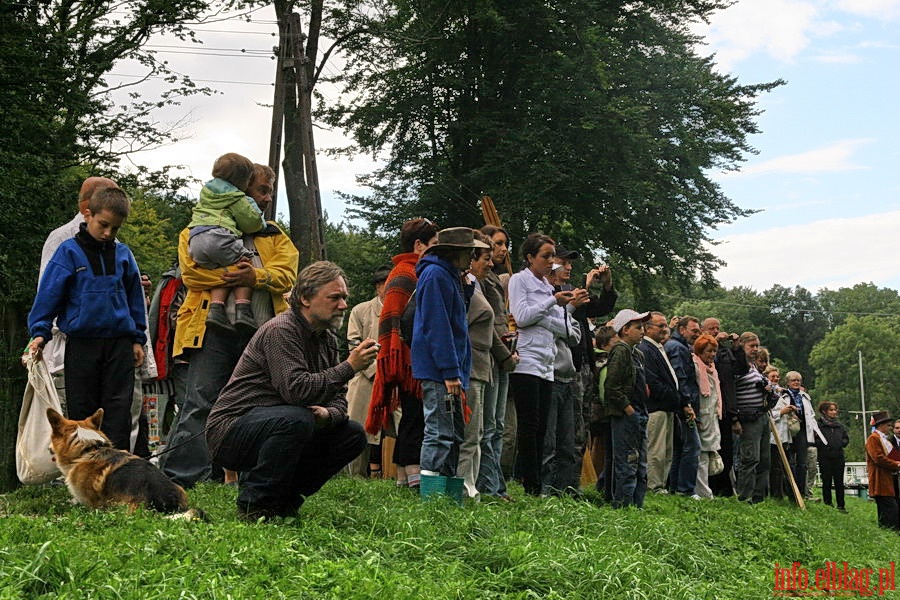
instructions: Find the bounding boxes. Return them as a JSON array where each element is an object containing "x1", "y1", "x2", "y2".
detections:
[
  {"x1": 206, "y1": 303, "x2": 234, "y2": 332},
  {"x1": 234, "y1": 304, "x2": 257, "y2": 334}
]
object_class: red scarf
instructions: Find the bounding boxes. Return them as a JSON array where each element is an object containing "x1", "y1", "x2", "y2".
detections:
[{"x1": 365, "y1": 253, "x2": 421, "y2": 434}]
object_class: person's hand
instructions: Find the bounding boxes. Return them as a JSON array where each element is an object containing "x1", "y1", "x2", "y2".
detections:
[
  {"x1": 586, "y1": 265, "x2": 612, "y2": 290},
  {"x1": 779, "y1": 405, "x2": 796, "y2": 415},
  {"x1": 133, "y1": 343, "x2": 145, "y2": 368},
  {"x1": 623, "y1": 404, "x2": 635, "y2": 417},
  {"x1": 732, "y1": 421, "x2": 742, "y2": 436},
  {"x1": 568, "y1": 288, "x2": 590, "y2": 308},
  {"x1": 29, "y1": 337, "x2": 45, "y2": 361},
  {"x1": 444, "y1": 378, "x2": 462, "y2": 396},
  {"x1": 669, "y1": 316, "x2": 680, "y2": 329},
  {"x1": 683, "y1": 406, "x2": 696, "y2": 422},
  {"x1": 348, "y1": 339, "x2": 379, "y2": 371},
  {"x1": 222, "y1": 262, "x2": 257, "y2": 288},
  {"x1": 554, "y1": 290, "x2": 575, "y2": 306},
  {"x1": 510, "y1": 351, "x2": 520, "y2": 364},
  {"x1": 309, "y1": 405, "x2": 330, "y2": 429}
]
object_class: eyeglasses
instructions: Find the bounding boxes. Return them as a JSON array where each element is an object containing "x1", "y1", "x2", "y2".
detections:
[{"x1": 647, "y1": 323, "x2": 667, "y2": 328}]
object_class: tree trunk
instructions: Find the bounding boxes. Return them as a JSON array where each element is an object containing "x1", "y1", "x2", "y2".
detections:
[{"x1": 277, "y1": 7, "x2": 326, "y2": 268}]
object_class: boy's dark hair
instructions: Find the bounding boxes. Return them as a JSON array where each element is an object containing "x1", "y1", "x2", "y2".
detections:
[
  {"x1": 399, "y1": 218, "x2": 440, "y2": 253},
  {"x1": 594, "y1": 325, "x2": 616, "y2": 349},
  {"x1": 212, "y1": 153, "x2": 255, "y2": 191},
  {"x1": 89, "y1": 187, "x2": 130, "y2": 218}
]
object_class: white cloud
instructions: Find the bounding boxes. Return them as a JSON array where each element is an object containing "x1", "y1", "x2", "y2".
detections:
[
  {"x1": 711, "y1": 210, "x2": 900, "y2": 291},
  {"x1": 833, "y1": 0, "x2": 900, "y2": 20},
  {"x1": 695, "y1": 0, "x2": 838, "y2": 70},
  {"x1": 724, "y1": 139, "x2": 873, "y2": 177}
]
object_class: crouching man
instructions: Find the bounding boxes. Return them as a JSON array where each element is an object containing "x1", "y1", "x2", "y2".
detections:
[{"x1": 206, "y1": 261, "x2": 379, "y2": 520}]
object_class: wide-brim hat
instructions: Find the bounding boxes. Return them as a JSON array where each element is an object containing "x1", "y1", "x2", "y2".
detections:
[
  {"x1": 870, "y1": 411, "x2": 893, "y2": 427},
  {"x1": 424, "y1": 227, "x2": 490, "y2": 254},
  {"x1": 611, "y1": 309, "x2": 651, "y2": 333}
]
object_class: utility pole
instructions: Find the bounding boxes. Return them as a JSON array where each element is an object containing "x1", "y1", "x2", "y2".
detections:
[
  {"x1": 858, "y1": 350, "x2": 868, "y2": 441},
  {"x1": 266, "y1": 18, "x2": 288, "y2": 220},
  {"x1": 272, "y1": 7, "x2": 326, "y2": 266}
]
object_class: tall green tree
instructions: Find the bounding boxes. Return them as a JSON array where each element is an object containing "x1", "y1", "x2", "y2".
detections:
[
  {"x1": 0, "y1": 0, "x2": 217, "y2": 354},
  {"x1": 320, "y1": 0, "x2": 781, "y2": 299},
  {"x1": 808, "y1": 315, "x2": 900, "y2": 461},
  {"x1": 817, "y1": 283, "x2": 900, "y2": 329}
]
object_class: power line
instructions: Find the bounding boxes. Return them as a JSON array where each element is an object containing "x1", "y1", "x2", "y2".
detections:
[{"x1": 106, "y1": 72, "x2": 273, "y2": 87}]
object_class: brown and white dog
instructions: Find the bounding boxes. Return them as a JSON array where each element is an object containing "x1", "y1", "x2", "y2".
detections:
[{"x1": 46, "y1": 408, "x2": 202, "y2": 518}]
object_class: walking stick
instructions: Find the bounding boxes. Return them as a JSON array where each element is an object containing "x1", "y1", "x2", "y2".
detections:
[
  {"x1": 768, "y1": 415, "x2": 806, "y2": 509},
  {"x1": 480, "y1": 196, "x2": 513, "y2": 276}
]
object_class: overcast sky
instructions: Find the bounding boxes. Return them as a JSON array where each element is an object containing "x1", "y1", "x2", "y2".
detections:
[{"x1": 121, "y1": 0, "x2": 900, "y2": 294}]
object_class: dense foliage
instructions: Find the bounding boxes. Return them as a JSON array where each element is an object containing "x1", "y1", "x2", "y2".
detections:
[{"x1": 318, "y1": 0, "x2": 782, "y2": 300}]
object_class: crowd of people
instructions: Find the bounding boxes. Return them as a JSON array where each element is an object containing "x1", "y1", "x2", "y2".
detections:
[{"x1": 26, "y1": 155, "x2": 900, "y2": 530}]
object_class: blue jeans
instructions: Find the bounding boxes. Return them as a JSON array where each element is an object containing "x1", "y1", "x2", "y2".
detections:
[
  {"x1": 420, "y1": 380, "x2": 464, "y2": 476},
  {"x1": 670, "y1": 417, "x2": 701, "y2": 495},
  {"x1": 214, "y1": 405, "x2": 366, "y2": 516},
  {"x1": 477, "y1": 366, "x2": 509, "y2": 496},
  {"x1": 610, "y1": 411, "x2": 648, "y2": 508},
  {"x1": 161, "y1": 326, "x2": 251, "y2": 487},
  {"x1": 542, "y1": 380, "x2": 579, "y2": 494}
]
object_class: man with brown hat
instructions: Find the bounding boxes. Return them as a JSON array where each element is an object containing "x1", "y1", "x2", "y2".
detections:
[
  {"x1": 866, "y1": 411, "x2": 900, "y2": 530},
  {"x1": 412, "y1": 227, "x2": 490, "y2": 499}
]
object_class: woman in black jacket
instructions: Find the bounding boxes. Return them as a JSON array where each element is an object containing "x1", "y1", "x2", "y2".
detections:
[{"x1": 816, "y1": 401, "x2": 850, "y2": 511}]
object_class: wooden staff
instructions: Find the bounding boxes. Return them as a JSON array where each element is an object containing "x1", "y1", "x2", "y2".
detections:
[
  {"x1": 768, "y1": 415, "x2": 806, "y2": 509},
  {"x1": 480, "y1": 196, "x2": 513, "y2": 276}
]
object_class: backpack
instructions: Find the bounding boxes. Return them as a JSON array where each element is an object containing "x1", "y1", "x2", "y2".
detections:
[
  {"x1": 149, "y1": 267, "x2": 185, "y2": 380},
  {"x1": 399, "y1": 289, "x2": 416, "y2": 345}
]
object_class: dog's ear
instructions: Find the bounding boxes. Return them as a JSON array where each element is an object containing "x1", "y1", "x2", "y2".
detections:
[
  {"x1": 46, "y1": 408, "x2": 64, "y2": 432},
  {"x1": 89, "y1": 408, "x2": 104, "y2": 429}
]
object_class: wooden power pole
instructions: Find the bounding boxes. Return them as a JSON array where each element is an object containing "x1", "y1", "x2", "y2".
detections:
[{"x1": 271, "y1": 8, "x2": 327, "y2": 265}]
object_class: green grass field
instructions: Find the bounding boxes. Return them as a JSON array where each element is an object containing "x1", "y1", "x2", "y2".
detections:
[{"x1": 0, "y1": 479, "x2": 896, "y2": 599}]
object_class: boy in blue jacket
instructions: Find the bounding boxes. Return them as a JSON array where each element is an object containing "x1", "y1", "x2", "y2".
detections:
[
  {"x1": 411, "y1": 227, "x2": 489, "y2": 494},
  {"x1": 29, "y1": 187, "x2": 147, "y2": 450}
]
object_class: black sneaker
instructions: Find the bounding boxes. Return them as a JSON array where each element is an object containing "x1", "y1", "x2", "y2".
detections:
[
  {"x1": 234, "y1": 304, "x2": 257, "y2": 334},
  {"x1": 206, "y1": 303, "x2": 234, "y2": 332}
]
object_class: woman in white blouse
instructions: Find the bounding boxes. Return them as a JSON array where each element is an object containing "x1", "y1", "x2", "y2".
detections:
[{"x1": 507, "y1": 233, "x2": 583, "y2": 496}]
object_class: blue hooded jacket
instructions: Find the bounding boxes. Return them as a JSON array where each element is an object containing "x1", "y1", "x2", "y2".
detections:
[
  {"x1": 29, "y1": 224, "x2": 147, "y2": 345},
  {"x1": 410, "y1": 253, "x2": 471, "y2": 389}
]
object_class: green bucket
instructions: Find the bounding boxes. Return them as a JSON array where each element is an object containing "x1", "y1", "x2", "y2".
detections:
[{"x1": 420, "y1": 474, "x2": 448, "y2": 500}]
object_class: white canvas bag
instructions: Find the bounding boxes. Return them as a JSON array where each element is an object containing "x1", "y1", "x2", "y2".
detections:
[{"x1": 16, "y1": 352, "x2": 63, "y2": 484}]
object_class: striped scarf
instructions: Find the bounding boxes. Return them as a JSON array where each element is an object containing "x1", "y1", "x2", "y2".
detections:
[{"x1": 365, "y1": 253, "x2": 421, "y2": 435}]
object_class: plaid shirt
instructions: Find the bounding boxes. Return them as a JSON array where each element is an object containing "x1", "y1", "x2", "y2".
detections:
[{"x1": 206, "y1": 307, "x2": 355, "y2": 458}]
